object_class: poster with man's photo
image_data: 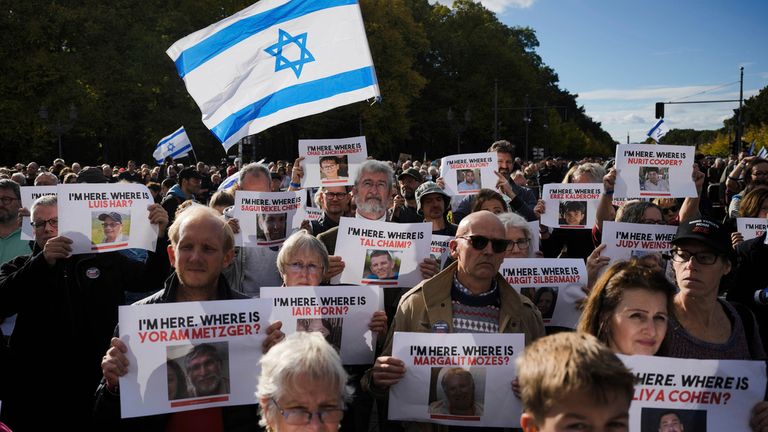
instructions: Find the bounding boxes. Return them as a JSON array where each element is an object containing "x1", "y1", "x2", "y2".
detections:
[
  {"x1": 233, "y1": 191, "x2": 305, "y2": 247},
  {"x1": 20, "y1": 185, "x2": 57, "y2": 240},
  {"x1": 620, "y1": 354, "x2": 766, "y2": 432},
  {"x1": 601, "y1": 221, "x2": 678, "y2": 277},
  {"x1": 736, "y1": 217, "x2": 767, "y2": 242},
  {"x1": 389, "y1": 332, "x2": 524, "y2": 428},
  {"x1": 117, "y1": 298, "x2": 272, "y2": 418},
  {"x1": 613, "y1": 144, "x2": 697, "y2": 198},
  {"x1": 335, "y1": 217, "x2": 431, "y2": 287},
  {"x1": 260, "y1": 285, "x2": 383, "y2": 364},
  {"x1": 540, "y1": 183, "x2": 602, "y2": 229},
  {"x1": 440, "y1": 152, "x2": 498, "y2": 196},
  {"x1": 298, "y1": 136, "x2": 368, "y2": 187},
  {"x1": 57, "y1": 183, "x2": 157, "y2": 254},
  {"x1": 499, "y1": 258, "x2": 587, "y2": 329}
]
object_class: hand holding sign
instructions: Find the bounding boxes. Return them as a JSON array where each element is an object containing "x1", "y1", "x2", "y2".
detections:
[{"x1": 373, "y1": 356, "x2": 407, "y2": 388}]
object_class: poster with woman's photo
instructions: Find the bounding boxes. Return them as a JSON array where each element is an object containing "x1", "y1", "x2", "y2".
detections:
[
  {"x1": 614, "y1": 144, "x2": 697, "y2": 198},
  {"x1": 298, "y1": 136, "x2": 368, "y2": 187},
  {"x1": 499, "y1": 258, "x2": 586, "y2": 329},
  {"x1": 439, "y1": 152, "x2": 498, "y2": 196},
  {"x1": 233, "y1": 190, "x2": 305, "y2": 247},
  {"x1": 540, "y1": 183, "x2": 602, "y2": 229},
  {"x1": 117, "y1": 298, "x2": 272, "y2": 418},
  {"x1": 620, "y1": 354, "x2": 766, "y2": 432},
  {"x1": 57, "y1": 183, "x2": 157, "y2": 254},
  {"x1": 260, "y1": 285, "x2": 383, "y2": 364},
  {"x1": 389, "y1": 332, "x2": 524, "y2": 427}
]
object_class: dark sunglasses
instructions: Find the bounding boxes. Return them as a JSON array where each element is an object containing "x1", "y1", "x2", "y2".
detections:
[
  {"x1": 660, "y1": 205, "x2": 680, "y2": 214},
  {"x1": 457, "y1": 235, "x2": 510, "y2": 253}
]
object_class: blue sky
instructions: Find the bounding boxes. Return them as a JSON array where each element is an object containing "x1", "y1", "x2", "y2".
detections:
[{"x1": 435, "y1": 0, "x2": 768, "y2": 143}]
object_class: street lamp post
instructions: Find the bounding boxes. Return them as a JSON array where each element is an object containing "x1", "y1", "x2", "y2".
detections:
[{"x1": 39, "y1": 104, "x2": 78, "y2": 159}]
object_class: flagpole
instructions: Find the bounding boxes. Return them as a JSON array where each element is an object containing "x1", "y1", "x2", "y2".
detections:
[{"x1": 190, "y1": 148, "x2": 199, "y2": 164}]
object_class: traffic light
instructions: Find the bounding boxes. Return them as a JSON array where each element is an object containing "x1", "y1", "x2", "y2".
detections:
[{"x1": 655, "y1": 102, "x2": 665, "y2": 119}]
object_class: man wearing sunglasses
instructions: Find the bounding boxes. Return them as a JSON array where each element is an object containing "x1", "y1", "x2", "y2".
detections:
[{"x1": 365, "y1": 210, "x2": 545, "y2": 419}]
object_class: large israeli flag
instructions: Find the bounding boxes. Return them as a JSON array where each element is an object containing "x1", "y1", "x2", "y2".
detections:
[
  {"x1": 153, "y1": 126, "x2": 193, "y2": 163},
  {"x1": 167, "y1": 0, "x2": 380, "y2": 152},
  {"x1": 646, "y1": 118, "x2": 668, "y2": 143}
]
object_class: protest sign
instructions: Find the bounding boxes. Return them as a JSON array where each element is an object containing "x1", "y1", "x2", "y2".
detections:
[
  {"x1": 260, "y1": 285, "x2": 383, "y2": 364},
  {"x1": 601, "y1": 221, "x2": 677, "y2": 273},
  {"x1": 500, "y1": 258, "x2": 586, "y2": 329},
  {"x1": 233, "y1": 191, "x2": 305, "y2": 247},
  {"x1": 57, "y1": 183, "x2": 157, "y2": 254},
  {"x1": 298, "y1": 136, "x2": 367, "y2": 187},
  {"x1": 389, "y1": 332, "x2": 524, "y2": 427},
  {"x1": 614, "y1": 144, "x2": 696, "y2": 198},
  {"x1": 440, "y1": 152, "x2": 498, "y2": 196},
  {"x1": 117, "y1": 298, "x2": 271, "y2": 418},
  {"x1": 20, "y1": 185, "x2": 57, "y2": 240},
  {"x1": 736, "y1": 217, "x2": 767, "y2": 242},
  {"x1": 430, "y1": 234, "x2": 454, "y2": 271},
  {"x1": 336, "y1": 217, "x2": 431, "y2": 287},
  {"x1": 541, "y1": 183, "x2": 602, "y2": 229},
  {"x1": 621, "y1": 354, "x2": 767, "y2": 432},
  {"x1": 304, "y1": 206, "x2": 323, "y2": 222}
]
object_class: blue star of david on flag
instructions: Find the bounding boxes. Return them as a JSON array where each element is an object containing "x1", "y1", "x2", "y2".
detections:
[
  {"x1": 167, "y1": 143, "x2": 175, "y2": 152},
  {"x1": 264, "y1": 28, "x2": 315, "y2": 78}
]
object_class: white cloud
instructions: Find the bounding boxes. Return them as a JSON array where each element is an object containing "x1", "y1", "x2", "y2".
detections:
[{"x1": 431, "y1": 0, "x2": 535, "y2": 13}]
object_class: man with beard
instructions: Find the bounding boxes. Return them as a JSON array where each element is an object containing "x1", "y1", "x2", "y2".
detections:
[
  {"x1": 186, "y1": 344, "x2": 229, "y2": 397},
  {"x1": 390, "y1": 168, "x2": 423, "y2": 223},
  {"x1": 310, "y1": 186, "x2": 350, "y2": 236},
  {"x1": 415, "y1": 181, "x2": 457, "y2": 236},
  {"x1": 452, "y1": 140, "x2": 537, "y2": 224},
  {"x1": 0, "y1": 179, "x2": 31, "y2": 263}
]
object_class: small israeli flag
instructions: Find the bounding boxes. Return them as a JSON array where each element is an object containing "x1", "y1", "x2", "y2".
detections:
[
  {"x1": 153, "y1": 126, "x2": 193, "y2": 164},
  {"x1": 757, "y1": 146, "x2": 767, "y2": 160},
  {"x1": 647, "y1": 118, "x2": 668, "y2": 143}
]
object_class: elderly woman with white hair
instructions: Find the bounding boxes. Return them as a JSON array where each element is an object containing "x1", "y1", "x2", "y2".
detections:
[
  {"x1": 497, "y1": 211, "x2": 536, "y2": 258},
  {"x1": 257, "y1": 332, "x2": 352, "y2": 431},
  {"x1": 275, "y1": 230, "x2": 387, "y2": 432}
]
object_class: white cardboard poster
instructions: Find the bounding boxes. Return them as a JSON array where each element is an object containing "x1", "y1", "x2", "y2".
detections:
[
  {"x1": 440, "y1": 152, "x2": 498, "y2": 196},
  {"x1": 118, "y1": 299, "x2": 272, "y2": 418},
  {"x1": 260, "y1": 285, "x2": 383, "y2": 364},
  {"x1": 20, "y1": 185, "x2": 57, "y2": 240},
  {"x1": 500, "y1": 258, "x2": 586, "y2": 329},
  {"x1": 298, "y1": 136, "x2": 368, "y2": 187},
  {"x1": 621, "y1": 354, "x2": 767, "y2": 432},
  {"x1": 233, "y1": 191, "x2": 305, "y2": 247},
  {"x1": 736, "y1": 217, "x2": 767, "y2": 242},
  {"x1": 614, "y1": 144, "x2": 697, "y2": 198},
  {"x1": 540, "y1": 183, "x2": 602, "y2": 229},
  {"x1": 430, "y1": 234, "x2": 454, "y2": 271},
  {"x1": 336, "y1": 217, "x2": 431, "y2": 288},
  {"x1": 601, "y1": 221, "x2": 678, "y2": 273},
  {"x1": 389, "y1": 332, "x2": 524, "y2": 428},
  {"x1": 57, "y1": 183, "x2": 157, "y2": 254}
]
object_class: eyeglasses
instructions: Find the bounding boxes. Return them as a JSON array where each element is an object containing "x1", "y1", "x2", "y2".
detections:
[
  {"x1": 639, "y1": 218, "x2": 666, "y2": 225},
  {"x1": 668, "y1": 249, "x2": 720, "y2": 265},
  {"x1": 102, "y1": 222, "x2": 121, "y2": 228},
  {"x1": 506, "y1": 238, "x2": 531, "y2": 251},
  {"x1": 660, "y1": 205, "x2": 680, "y2": 215},
  {"x1": 324, "y1": 192, "x2": 348, "y2": 200},
  {"x1": 321, "y1": 164, "x2": 338, "y2": 170},
  {"x1": 286, "y1": 262, "x2": 323, "y2": 275},
  {"x1": 31, "y1": 218, "x2": 58, "y2": 229},
  {"x1": 271, "y1": 398, "x2": 344, "y2": 426},
  {"x1": 457, "y1": 235, "x2": 510, "y2": 253},
  {"x1": 0, "y1": 197, "x2": 19, "y2": 205}
]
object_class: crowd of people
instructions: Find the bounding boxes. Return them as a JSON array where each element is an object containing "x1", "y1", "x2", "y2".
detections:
[{"x1": 0, "y1": 141, "x2": 767, "y2": 431}]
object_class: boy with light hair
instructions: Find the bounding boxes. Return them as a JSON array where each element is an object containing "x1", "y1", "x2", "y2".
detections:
[{"x1": 517, "y1": 332, "x2": 634, "y2": 432}]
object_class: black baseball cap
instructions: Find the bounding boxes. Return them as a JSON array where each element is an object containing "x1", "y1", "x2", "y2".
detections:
[{"x1": 671, "y1": 219, "x2": 732, "y2": 259}]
